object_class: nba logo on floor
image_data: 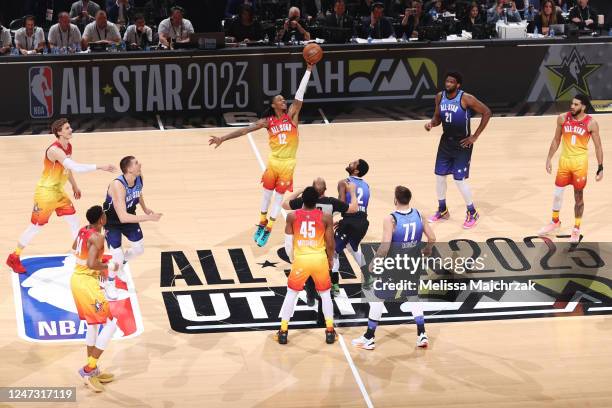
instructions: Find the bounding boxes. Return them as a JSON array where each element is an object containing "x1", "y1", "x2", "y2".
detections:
[
  {"x1": 11, "y1": 254, "x2": 144, "y2": 342},
  {"x1": 29, "y1": 66, "x2": 54, "y2": 119}
]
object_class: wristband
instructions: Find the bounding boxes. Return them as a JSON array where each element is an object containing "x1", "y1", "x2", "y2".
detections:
[{"x1": 596, "y1": 164, "x2": 603, "y2": 175}]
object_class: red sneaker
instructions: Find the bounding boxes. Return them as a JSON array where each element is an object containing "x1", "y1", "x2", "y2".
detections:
[
  {"x1": 6, "y1": 253, "x2": 26, "y2": 273},
  {"x1": 101, "y1": 254, "x2": 113, "y2": 264}
]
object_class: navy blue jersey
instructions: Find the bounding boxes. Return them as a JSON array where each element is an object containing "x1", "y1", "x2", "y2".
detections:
[
  {"x1": 345, "y1": 176, "x2": 370, "y2": 217},
  {"x1": 103, "y1": 175, "x2": 143, "y2": 225},
  {"x1": 440, "y1": 90, "x2": 471, "y2": 142},
  {"x1": 391, "y1": 209, "x2": 423, "y2": 247}
]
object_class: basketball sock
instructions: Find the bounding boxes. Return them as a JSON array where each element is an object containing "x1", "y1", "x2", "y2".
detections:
[
  {"x1": 85, "y1": 324, "x2": 99, "y2": 347},
  {"x1": 266, "y1": 217, "x2": 276, "y2": 231},
  {"x1": 364, "y1": 319, "x2": 378, "y2": 339},
  {"x1": 552, "y1": 210, "x2": 560, "y2": 223},
  {"x1": 268, "y1": 191, "x2": 284, "y2": 223},
  {"x1": 280, "y1": 320, "x2": 288, "y2": 332},
  {"x1": 260, "y1": 188, "x2": 273, "y2": 213},
  {"x1": 94, "y1": 318, "x2": 117, "y2": 350},
  {"x1": 467, "y1": 203, "x2": 476, "y2": 215},
  {"x1": 259, "y1": 212, "x2": 268, "y2": 225},
  {"x1": 280, "y1": 288, "x2": 299, "y2": 324},
  {"x1": 436, "y1": 175, "x2": 447, "y2": 202},
  {"x1": 319, "y1": 289, "x2": 334, "y2": 327},
  {"x1": 574, "y1": 217, "x2": 582, "y2": 228},
  {"x1": 552, "y1": 186, "x2": 564, "y2": 215},
  {"x1": 415, "y1": 315, "x2": 426, "y2": 335},
  {"x1": 438, "y1": 199, "x2": 447, "y2": 212},
  {"x1": 85, "y1": 356, "x2": 98, "y2": 372},
  {"x1": 124, "y1": 239, "x2": 144, "y2": 262},
  {"x1": 14, "y1": 247, "x2": 22, "y2": 256},
  {"x1": 18, "y1": 224, "x2": 41, "y2": 248},
  {"x1": 63, "y1": 214, "x2": 80, "y2": 240},
  {"x1": 455, "y1": 179, "x2": 474, "y2": 207}
]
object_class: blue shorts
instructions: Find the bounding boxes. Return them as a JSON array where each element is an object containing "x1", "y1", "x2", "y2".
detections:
[
  {"x1": 105, "y1": 223, "x2": 143, "y2": 249},
  {"x1": 435, "y1": 137, "x2": 473, "y2": 180}
]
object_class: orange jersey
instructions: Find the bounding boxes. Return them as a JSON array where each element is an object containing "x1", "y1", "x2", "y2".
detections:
[
  {"x1": 267, "y1": 114, "x2": 299, "y2": 160},
  {"x1": 74, "y1": 226, "x2": 103, "y2": 276},
  {"x1": 561, "y1": 112, "x2": 591, "y2": 158},
  {"x1": 293, "y1": 209, "x2": 326, "y2": 257},
  {"x1": 37, "y1": 141, "x2": 72, "y2": 190}
]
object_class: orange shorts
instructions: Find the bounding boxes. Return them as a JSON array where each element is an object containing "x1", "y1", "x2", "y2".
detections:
[
  {"x1": 555, "y1": 155, "x2": 588, "y2": 191},
  {"x1": 261, "y1": 157, "x2": 296, "y2": 194},
  {"x1": 30, "y1": 187, "x2": 75, "y2": 225},
  {"x1": 70, "y1": 272, "x2": 112, "y2": 325},
  {"x1": 287, "y1": 253, "x2": 331, "y2": 292}
]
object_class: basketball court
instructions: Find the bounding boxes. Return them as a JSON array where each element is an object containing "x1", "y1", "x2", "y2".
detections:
[{"x1": 1, "y1": 114, "x2": 611, "y2": 407}]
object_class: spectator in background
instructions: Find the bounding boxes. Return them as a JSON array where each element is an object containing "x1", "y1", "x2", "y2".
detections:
[
  {"x1": 124, "y1": 14, "x2": 152, "y2": 49},
  {"x1": 0, "y1": 23, "x2": 12, "y2": 54},
  {"x1": 276, "y1": 7, "x2": 311, "y2": 42},
  {"x1": 15, "y1": 16, "x2": 45, "y2": 55},
  {"x1": 158, "y1": 6, "x2": 194, "y2": 47},
  {"x1": 534, "y1": 0, "x2": 564, "y2": 33},
  {"x1": 107, "y1": 0, "x2": 134, "y2": 31},
  {"x1": 569, "y1": 0, "x2": 597, "y2": 30},
  {"x1": 70, "y1": 0, "x2": 101, "y2": 32},
  {"x1": 299, "y1": 0, "x2": 334, "y2": 20},
  {"x1": 323, "y1": 0, "x2": 354, "y2": 29},
  {"x1": 401, "y1": 0, "x2": 426, "y2": 38},
  {"x1": 82, "y1": 10, "x2": 121, "y2": 48},
  {"x1": 461, "y1": 2, "x2": 485, "y2": 31},
  {"x1": 48, "y1": 12, "x2": 83, "y2": 49},
  {"x1": 226, "y1": 0, "x2": 257, "y2": 18},
  {"x1": 554, "y1": 0, "x2": 569, "y2": 13},
  {"x1": 523, "y1": 3, "x2": 538, "y2": 21},
  {"x1": 427, "y1": 0, "x2": 444, "y2": 19},
  {"x1": 487, "y1": 0, "x2": 522, "y2": 23},
  {"x1": 228, "y1": 4, "x2": 264, "y2": 43},
  {"x1": 357, "y1": 0, "x2": 375, "y2": 17},
  {"x1": 360, "y1": 2, "x2": 394, "y2": 38}
]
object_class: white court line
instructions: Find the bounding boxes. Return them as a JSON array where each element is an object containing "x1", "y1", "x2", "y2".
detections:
[
  {"x1": 248, "y1": 129, "x2": 373, "y2": 408},
  {"x1": 155, "y1": 114, "x2": 165, "y2": 131},
  {"x1": 318, "y1": 108, "x2": 330, "y2": 124}
]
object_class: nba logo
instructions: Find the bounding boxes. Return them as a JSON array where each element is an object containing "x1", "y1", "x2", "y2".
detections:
[
  {"x1": 29, "y1": 66, "x2": 54, "y2": 119},
  {"x1": 11, "y1": 254, "x2": 144, "y2": 343}
]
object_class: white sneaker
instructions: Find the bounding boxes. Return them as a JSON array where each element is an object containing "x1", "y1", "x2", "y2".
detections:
[
  {"x1": 416, "y1": 333, "x2": 428, "y2": 348},
  {"x1": 352, "y1": 335, "x2": 376, "y2": 350},
  {"x1": 538, "y1": 220, "x2": 561, "y2": 236},
  {"x1": 570, "y1": 227, "x2": 581, "y2": 243},
  {"x1": 104, "y1": 279, "x2": 118, "y2": 300}
]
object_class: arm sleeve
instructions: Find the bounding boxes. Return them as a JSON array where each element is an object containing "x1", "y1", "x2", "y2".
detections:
[
  {"x1": 294, "y1": 70, "x2": 311, "y2": 102},
  {"x1": 289, "y1": 198, "x2": 303, "y2": 210},
  {"x1": 284, "y1": 234, "x2": 294, "y2": 262},
  {"x1": 62, "y1": 158, "x2": 97, "y2": 173}
]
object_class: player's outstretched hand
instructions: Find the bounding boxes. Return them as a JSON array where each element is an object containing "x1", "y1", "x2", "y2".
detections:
[
  {"x1": 209, "y1": 136, "x2": 224, "y2": 148},
  {"x1": 306, "y1": 63, "x2": 314, "y2": 71},
  {"x1": 460, "y1": 135, "x2": 478, "y2": 147},
  {"x1": 99, "y1": 164, "x2": 118, "y2": 172},
  {"x1": 545, "y1": 159, "x2": 552, "y2": 174}
]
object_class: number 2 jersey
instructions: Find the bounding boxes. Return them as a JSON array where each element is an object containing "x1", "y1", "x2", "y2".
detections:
[{"x1": 267, "y1": 113, "x2": 299, "y2": 160}]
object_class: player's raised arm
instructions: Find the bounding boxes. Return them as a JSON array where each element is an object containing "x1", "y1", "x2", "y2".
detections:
[
  {"x1": 590, "y1": 119, "x2": 604, "y2": 181},
  {"x1": 110, "y1": 180, "x2": 160, "y2": 223},
  {"x1": 323, "y1": 213, "x2": 335, "y2": 269},
  {"x1": 345, "y1": 182, "x2": 358, "y2": 213},
  {"x1": 546, "y1": 114, "x2": 565, "y2": 174},
  {"x1": 47, "y1": 146, "x2": 116, "y2": 173},
  {"x1": 209, "y1": 118, "x2": 268, "y2": 148},
  {"x1": 284, "y1": 212, "x2": 295, "y2": 262},
  {"x1": 288, "y1": 64, "x2": 314, "y2": 124},
  {"x1": 425, "y1": 92, "x2": 443, "y2": 131},
  {"x1": 459, "y1": 93, "x2": 492, "y2": 147}
]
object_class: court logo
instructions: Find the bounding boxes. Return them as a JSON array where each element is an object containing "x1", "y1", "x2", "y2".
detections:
[
  {"x1": 29, "y1": 66, "x2": 54, "y2": 119},
  {"x1": 545, "y1": 48, "x2": 602, "y2": 99},
  {"x1": 11, "y1": 254, "x2": 144, "y2": 342}
]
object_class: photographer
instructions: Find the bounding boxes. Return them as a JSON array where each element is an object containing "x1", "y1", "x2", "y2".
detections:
[
  {"x1": 487, "y1": 0, "x2": 522, "y2": 23},
  {"x1": 123, "y1": 13, "x2": 153, "y2": 49},
  {"x1": 400, "y1": 0, "x2": 426, "y2": 38},
  {"x1": 276, "y1": 7, "x2": 311, "y2": 43},
  {"x1": 360, "y1": 2, "x2": 394, "y2": 39}
]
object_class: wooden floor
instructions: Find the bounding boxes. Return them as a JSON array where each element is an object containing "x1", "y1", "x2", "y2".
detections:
[{"x1": 1, "y1": 115, "x2": 611, "y2": 407}]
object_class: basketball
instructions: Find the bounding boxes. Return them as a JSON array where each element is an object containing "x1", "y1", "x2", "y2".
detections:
[{"x1": 303, "y1": 43, "x2": 323, "y2": 64}]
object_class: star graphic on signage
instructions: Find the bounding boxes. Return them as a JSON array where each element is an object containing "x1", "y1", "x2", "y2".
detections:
[
  {"x1": 102, "y1": 84, "x2": 113, "y2": 95},
  {"x1": 545, "y1": 48, "x2": 602, "y2": 99},
  {"x1": 257, "y1": 260, "x2": 279, "y2": 269}
]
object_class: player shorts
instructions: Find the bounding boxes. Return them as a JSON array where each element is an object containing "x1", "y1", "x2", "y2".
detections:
[
  {"x1": 434, "y1": 139, "x2": 473, "y2": 180},
  {"x1": 555, "y1": 155, "x2": 588, "y2": 191},
  {"x1": 287, "y1": 253, "x2": 331, "y2": 292},
  {"x1": 335, "y1": 216, "x2": 369, "y2": 253},
  {"x1": 70, "y1": 272, "x2": 112, "y2": 324},
  {"x1": 30, "y1": 187, "x2": 75, "y2": 225},
  {"x1": 105, "y1": 223, "x2": 143, "y2": 249},
  {"x1": 261, "y1": 157, "x2": 296, "y2": 194}
]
